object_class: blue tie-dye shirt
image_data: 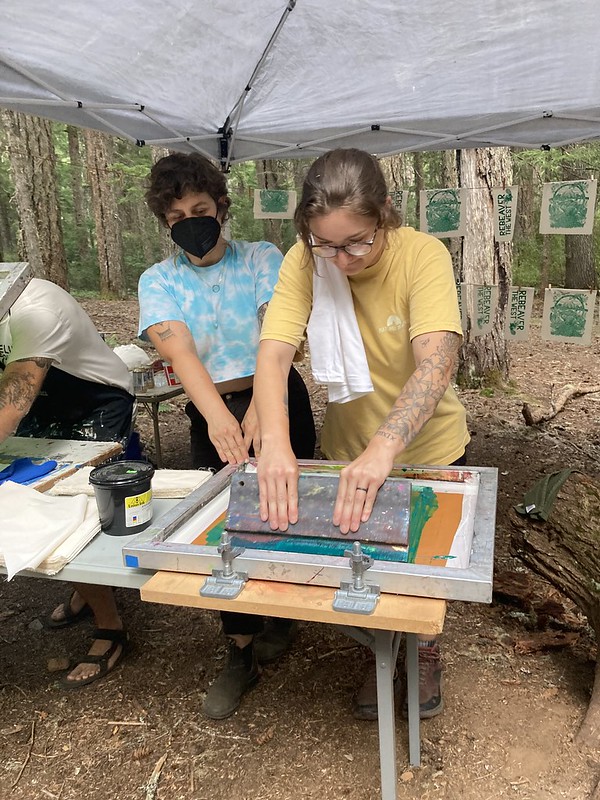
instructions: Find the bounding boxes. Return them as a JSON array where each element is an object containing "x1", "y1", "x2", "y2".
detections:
[{"x1": 138, "y1": 240, "x2": 283, "y2": 383}]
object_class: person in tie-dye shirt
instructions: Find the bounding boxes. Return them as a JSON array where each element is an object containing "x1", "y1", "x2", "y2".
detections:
[{"x1": 139, "y1": 152, "x2": 315, "y2": 719}]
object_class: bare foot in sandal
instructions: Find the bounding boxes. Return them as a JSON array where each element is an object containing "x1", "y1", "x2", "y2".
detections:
[
  {"x1": 60, "y1": 628, "x2": 129, "y2": 689},
  {"x1": 46, "y1": 591, "x2": 92, "y2": 629}
]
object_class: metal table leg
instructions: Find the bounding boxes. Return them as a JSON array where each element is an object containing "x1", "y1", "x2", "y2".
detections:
[
  {"x1": 140, "y1": 401, "x2": 163, "y2": 468},
  {"x1": 405, "y1": 632, "x2": 420, "y2": 766},
  {"x1": 335, "y1": 625, "x2": 404, "y2": 800},
  {"x1": 374, "y1": 629, "x2": 401, "y2": 800}
]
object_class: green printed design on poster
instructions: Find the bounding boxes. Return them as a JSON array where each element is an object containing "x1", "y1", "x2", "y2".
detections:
[
  {"x1": 548, "y1": 182, "x2": 589, "y2": 229},
  {"x1": 259, "y1": 190, "x2": 290, "y2": 214},
  {"x1": 426, "y1": 190, "x2": 461, "y2": 233},
  {"x1": 549, "y1": 293, "x2": 588, "y2": 338}
]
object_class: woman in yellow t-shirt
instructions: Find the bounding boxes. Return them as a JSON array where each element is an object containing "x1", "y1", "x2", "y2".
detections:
[{"x1": 254, "y1": 147, "x2": 470, "y2": 721}]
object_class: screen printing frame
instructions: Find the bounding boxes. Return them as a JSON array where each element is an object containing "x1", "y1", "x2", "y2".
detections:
[
  {"x1": 0, "y1": 262, "x2": 32, "y2": 318},
  {"x1": 123, "y1": 461, "x2": 497, "y2": 603}
]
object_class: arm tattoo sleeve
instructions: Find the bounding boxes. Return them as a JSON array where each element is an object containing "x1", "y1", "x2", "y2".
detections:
[
  {"x1": 0, "y1": 368, "x2": 44, "y2": 415},
  {"x1": 376, "y1": 331, "x2": 460, "y2": 449}
]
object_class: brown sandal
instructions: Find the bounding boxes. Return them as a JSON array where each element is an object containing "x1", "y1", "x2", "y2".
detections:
[
  {"x1": 59, "y1": 628, "x2": 129, "y2": 690},
  {"x1": 45, "y1": 592, "x2": 93, "y2": 629}
]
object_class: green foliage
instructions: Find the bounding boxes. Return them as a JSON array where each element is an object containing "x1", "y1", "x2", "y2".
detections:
[{"x1": 4, "y1": 125, "x2": 600, "y2": 295}]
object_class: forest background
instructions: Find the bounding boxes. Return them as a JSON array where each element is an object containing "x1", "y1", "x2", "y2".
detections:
[{"x1": 0, "y1": 109, "x2": 599, "y2": 386}]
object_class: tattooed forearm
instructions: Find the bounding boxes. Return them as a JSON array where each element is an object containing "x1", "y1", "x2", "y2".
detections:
[
  {"x1": 0, "y1": 371, "x2": 40, "y2": 415},
  {"x1": 257, "y1": 302, "x2": 268, "y2": 329},
  {"x1": 376, "y1": 332, "x2": 460, "y2": 448}
]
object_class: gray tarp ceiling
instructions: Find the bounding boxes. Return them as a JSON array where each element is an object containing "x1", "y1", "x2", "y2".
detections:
[{"x1": 1, "y1": 0, "x2": 600, "y2": 167}]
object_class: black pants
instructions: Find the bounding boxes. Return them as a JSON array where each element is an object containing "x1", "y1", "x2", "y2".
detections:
[
  {"x1": 16, "y1": 367, "x2": 134, "y2": 444},
  {"x1": 186, "y1": 367, "x2": 316, "y2": 637}
]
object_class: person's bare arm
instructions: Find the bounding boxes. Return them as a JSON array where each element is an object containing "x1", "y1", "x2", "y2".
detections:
[
  {"x1": 0, "y1": 357, "x2": 51, "y2": 443},
  {"x1": 146, "y1": 320, "x2": 247, "y2": 465},
  {"x1": 254, "y1": 339, "x2": 298, "y2": 530},
  {"x1": 334, "y1": 330, "x2": 461, "y2": 533},
  {"x1": 240, "y1": 302, "x2": 270, "y2": 456}
]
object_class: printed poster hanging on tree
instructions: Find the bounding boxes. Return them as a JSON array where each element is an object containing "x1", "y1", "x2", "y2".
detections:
[
  {"x1": 541, "y1": 288, "x2": 597, "y2": 345},
  {"x1": 389, "y1": 189, "x2": 409, "y2": 223},
  {"x1": 505, "y1": 287, "x2": 535, "y2": 341},
  {"x1": 492, "y1": 186, "x2": 518, "y2": 242},
  {"x1": 253, "y1": 189, "x2": 297, "y2": 219},
  {"x1": 419, "y1": 188, "x2": 467, "y2": 238},
  {"x1": 468, "y1": 284, "x2": 499, "y2": 337},
  {"x1": 539, "y1": 180, "x2": 597, "y2": 235}
]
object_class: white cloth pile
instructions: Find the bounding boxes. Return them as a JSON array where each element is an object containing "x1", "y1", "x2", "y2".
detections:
[
  {"x1": 48, "y1": 467, "x2": 213, "y2": 498},
  {"x1": 0, "y1": 482, "x2": 99, "y2": 579}
]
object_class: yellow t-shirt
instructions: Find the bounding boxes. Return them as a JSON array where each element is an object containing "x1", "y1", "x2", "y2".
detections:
[{"x1": 260, "y1": 227, "x2": 470, "y2": 465}]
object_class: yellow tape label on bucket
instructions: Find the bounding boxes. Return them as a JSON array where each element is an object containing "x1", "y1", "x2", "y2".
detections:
[{"x1": 125, "y1": 489, "x2": 153, "y2": 527}]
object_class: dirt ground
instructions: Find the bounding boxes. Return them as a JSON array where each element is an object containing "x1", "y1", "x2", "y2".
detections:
[{"x1": 1, "y1": 298, "x2": 599, "y2": 800}]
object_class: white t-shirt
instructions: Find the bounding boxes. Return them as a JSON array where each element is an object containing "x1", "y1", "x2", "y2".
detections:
[{"x1": 0, "y1": 279, "x2": 133, "y2": 395}]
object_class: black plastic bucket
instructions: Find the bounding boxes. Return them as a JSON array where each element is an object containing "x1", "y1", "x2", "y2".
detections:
[{"x1": 89, "y1": 460, "x2": 155, "y2": 536}]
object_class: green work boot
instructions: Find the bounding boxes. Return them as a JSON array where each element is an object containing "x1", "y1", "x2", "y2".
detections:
[
  {"x1": 253, "y1": 618, "x2": 299, "y2": 664},
  {"x1": 202, "y1": 641, "x2": 259, "y2": 720}
]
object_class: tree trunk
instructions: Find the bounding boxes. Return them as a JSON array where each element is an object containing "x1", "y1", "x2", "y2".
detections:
[
  {"x1": 563, "y1": 161, "x2": 596, "y2": 289},
  {"x1": 509, "y1": 471, "x2": 600, "y2": 750},
  {"x1": 539, "y1": 234, "x2": 551, "y2": 293},
  {"x1": 456, "y1": 147, "x2": 512, "y2": 386},
  {"x1": 1, "y1": 110, "x2": 69, "y2": 288},
  {"x1": 564, "y1": 234, "x2": 596, "y2": 289},
  {"x1": 256, "y1": 159, "x2": 284, "y2": 249},
  {"x1": 441, "y1": 150, "x2": 462, "y2": 276},
  {"x1": 84, "y1": 129, "x2": 126, "y2": 298},
  {"x1": 151, "y1": 146, "x2": 176, "y2": 261},
  {"x1": 413, "y1": 152, "x2": 424, "y2": 225},
  {"x1": 67, "y1": 125, "x2": 91, "y2": 266}
]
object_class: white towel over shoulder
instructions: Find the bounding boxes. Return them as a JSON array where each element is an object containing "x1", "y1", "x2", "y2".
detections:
[{"x1": 306, "y1": 257, "x2": 374, "y2": 404}]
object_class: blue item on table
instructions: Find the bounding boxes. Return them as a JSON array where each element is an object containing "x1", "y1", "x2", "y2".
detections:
[{"x1": 0, "y1": 457, "x2": 58, "y2": 486}]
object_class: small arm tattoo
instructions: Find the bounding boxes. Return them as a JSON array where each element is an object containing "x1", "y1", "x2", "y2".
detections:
[
  {"x1": 156, "y1": 323, "x2": 175, "y2": 341},
  {"x1": 257, "y1": 302, "x2": 268, "y2": 328}
]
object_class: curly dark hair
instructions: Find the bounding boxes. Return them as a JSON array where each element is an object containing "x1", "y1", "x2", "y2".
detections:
[{"x1": 145, "y1": 152, "x2": 231, "y2": 225}]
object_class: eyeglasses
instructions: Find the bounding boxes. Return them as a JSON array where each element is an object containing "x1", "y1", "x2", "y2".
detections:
[{"x1": 309, "y1": 228, "x2": 379, "y2": 258}]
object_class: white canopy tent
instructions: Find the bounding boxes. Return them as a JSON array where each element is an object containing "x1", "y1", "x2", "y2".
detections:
[{"x1": 1, "y1": 0, "x2": 600, "y2": 168}]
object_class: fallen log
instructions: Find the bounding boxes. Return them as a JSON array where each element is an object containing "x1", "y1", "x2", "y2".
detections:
[
  {"x1": 522, "y1": 383, "x2": 600, "y2": 426},
  {"x1": 509, "y1": 471, "x2": 600, "y2": 751}
]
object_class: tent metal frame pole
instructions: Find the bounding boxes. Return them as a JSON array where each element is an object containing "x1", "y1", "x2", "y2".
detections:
[
  {"x1": 0, "y1": 53, "x2": 139, "y2": 143},
  {"x1": 222, "y1": 0, "x2": 297, "y2": 169},
  {"x1": 0, "y1": 97, "x2": 141, "y2": 111},
  {"x1": 139, "y1": 108, "x2": 216, "y2": 158}
]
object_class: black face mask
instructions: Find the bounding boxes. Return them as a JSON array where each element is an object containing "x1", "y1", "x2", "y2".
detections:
[{"x1": 170, "y1": 216, "x2": 221, "y2": 260}]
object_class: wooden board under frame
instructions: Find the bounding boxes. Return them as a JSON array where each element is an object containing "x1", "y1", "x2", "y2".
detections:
[{"x1": 123, "y1": 460, "x2": 498, "y2": 604}]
